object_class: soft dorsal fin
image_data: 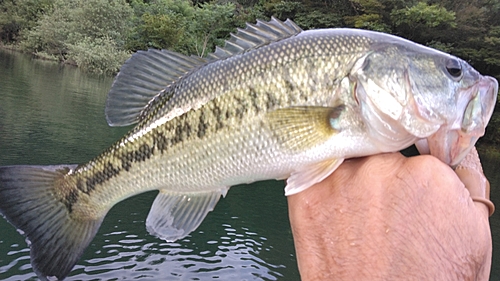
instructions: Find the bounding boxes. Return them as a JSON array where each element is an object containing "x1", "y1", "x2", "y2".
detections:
[
  {"x1": 105, "y1": 17, "x2": 303, "y2": 127},
  {"x1": 105, "y1": 49, "x2": 207, "y2": 127},
  {"x1": 207, "y1": 17, "x2": 303, "y2": 60}
]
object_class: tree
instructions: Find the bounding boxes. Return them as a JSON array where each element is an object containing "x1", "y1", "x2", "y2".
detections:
[
  {"x1": 390, "y1": 1, "x2": 456, "y2": 42},
  {"x1": 1, "y1": 0, "x2": 498, "y2": 79},
  {"x1": 0, "y1": 0, "x2": 54, "y2": 43},
  {"x1": 125, "y1": 0, "x2": 193, "y2": 52},
  {"x1": 185, "y1": 2, "x2": 240, "y2": 56},
  {"x1": 344, "y1": 0, "x2": 391, "y2": 32},
  {"x1": 256, "y1": 0, "x2": 348, "y2": 29}
]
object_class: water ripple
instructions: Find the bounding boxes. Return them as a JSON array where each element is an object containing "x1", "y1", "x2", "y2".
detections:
[
  {"x1": 59, "y1": 220, "x2": 291, "y2": 280},
  {"x1": 0, "y1": 188, "x2": 298, "y2": 280}
]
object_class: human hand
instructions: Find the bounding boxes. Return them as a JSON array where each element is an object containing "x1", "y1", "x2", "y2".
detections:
[{"x1": 288, "y1": 148, "x2": 493, "y2": 281}]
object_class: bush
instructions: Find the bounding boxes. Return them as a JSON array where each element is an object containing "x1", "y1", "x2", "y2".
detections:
[
  {"x1": 126, "y1": 12, "x2": 185, "y2": 51},
  {"x1": 21, "y1": 0, "x2": 132, "y2": 63},
  {"x1": 66, "y1": 37, "x2": 131, "y2": 75}
]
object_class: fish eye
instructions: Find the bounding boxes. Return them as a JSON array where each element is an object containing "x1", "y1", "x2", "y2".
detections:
[{"x1": 445, "y1": 58, "x2": 462, "y2": 79}]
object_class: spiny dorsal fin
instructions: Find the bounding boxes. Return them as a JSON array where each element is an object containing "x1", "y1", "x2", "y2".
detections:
[
  {"x1": 106, "y1": 18, "x2": 302, "y2": 127},
  {"x1": 207, "y1": 17, "x2": 303, "y2": 60},
  {"x1": 105, "y1": 49, "x2": 207, "y2": 127}
]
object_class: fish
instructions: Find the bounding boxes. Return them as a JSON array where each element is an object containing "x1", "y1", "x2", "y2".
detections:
[{"x1": 0, "y1": 17, "x2": 497, "y2": 280}]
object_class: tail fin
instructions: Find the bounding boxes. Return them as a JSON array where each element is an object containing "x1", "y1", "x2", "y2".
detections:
[{"x1": 0, "y1": 165, "x2": 104, "y2": 281}]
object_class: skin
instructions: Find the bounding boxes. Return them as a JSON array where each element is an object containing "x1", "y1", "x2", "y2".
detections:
[{"x1": 288, "y1": 147, "x2": 492, "y2": 281}]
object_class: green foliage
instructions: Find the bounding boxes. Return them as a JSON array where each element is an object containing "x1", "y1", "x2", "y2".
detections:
[
  {"x1": 425, "y1": 40, "x2": 454, "y2": 53},
  {"x1": 20, "y1": 0, "x2": 72, "y2": 58},
  {"x1": 126, "y1": 0, "x2": 193, "y2": 51},
  {"x1": 470, "y1": 25, "x2": 500, "y2": 78},
  {"x1": 265, "y1": 0, "x2": 301, "y2": 20},
  {"x1": 344, "y1": 13, "x2": 390, "y2": 32},
  {"x1": 127, "y1": 12, "x2": 185, "y2": 50},
  {"x1": 66, "y1": 36, "x2": 131, "y2": 75},
  {"x1": 20, "y1": 0, "x2": 133, "y2": 72},
  {"x1": 0, "y1": 0, "x2": 54, "y2": 42},
  {"x1": 184, "y1": 2, "x2": 240, "y2": 56},
  {"x1": 0, "y1": 0, "x2": 499, "y2": 80},
  {"x1": 70, "y1": 0, "x2": 133, "y2": 43},
  {"x1": 391, "y1": 2, "x2": 456, "y2": 40},
  {"x1": 125, "y1": 0, "x2": 250, "y2": 57},
  {"x1": 392, "y1": 2, "x2": 456, "y2": 28},
  {"x1": 293, "y1": 9, "x2": 344, "y2": 29},
  {"x1": 257, "y1": 0, "x2": 345, "y2": 29},
  {"x1": 344, "y1": 0, "x2": 391, "y2": 32}
]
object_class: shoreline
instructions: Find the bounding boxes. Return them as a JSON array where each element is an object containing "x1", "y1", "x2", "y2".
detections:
[{"x1": 0, "y1": 44, "x2": 78, "y2": 65}]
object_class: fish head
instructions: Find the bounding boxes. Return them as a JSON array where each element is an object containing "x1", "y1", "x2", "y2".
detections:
[
  {"x1": 350, "y1": 38, "x2": 498, "y2": 165},
  {"x1": 418, "y1": 75, "x2": 498, "y2": 166}
]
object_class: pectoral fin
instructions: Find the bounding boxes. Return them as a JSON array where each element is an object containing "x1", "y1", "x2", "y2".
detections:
[
  {"x1": 285, "y1": 158, "x2": 344, "y2": 196},
  {"x1": 266, "y1": 105, "x2": 345, "y2": 152},
  {"x1": 146, "y1": 187, "x2": 229, "y2": 242}
]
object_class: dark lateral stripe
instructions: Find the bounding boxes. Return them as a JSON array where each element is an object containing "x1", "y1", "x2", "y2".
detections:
[
  {"x1": 74, "y1": 86, "x2": 273, "y2": 199},
  {"x1": 64, "y1": 189, "x2": 79, "y2": 213},
  {"x1": 77, "y1": 161, "x2": 121, "y2": 195}
]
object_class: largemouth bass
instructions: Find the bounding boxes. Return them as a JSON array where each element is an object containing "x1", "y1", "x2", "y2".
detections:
[{"x1": 0, "y1": 18, "x2": 497, "y2": 280}]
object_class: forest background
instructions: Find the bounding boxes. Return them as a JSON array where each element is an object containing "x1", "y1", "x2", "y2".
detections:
[{"x1": 1, "y1": 0, "x2": 500, "y2": 144}]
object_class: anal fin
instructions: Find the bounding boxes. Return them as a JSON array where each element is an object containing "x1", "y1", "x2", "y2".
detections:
[{"x1": 146, "y1": 187, "x2": 229, "y2": 242}]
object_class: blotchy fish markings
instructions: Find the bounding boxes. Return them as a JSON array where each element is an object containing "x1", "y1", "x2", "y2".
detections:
[
  {"x1": 67, "y1": 81, "x2": 288, "y2": 213},
  {"x1": 0, "y1": 17, "x2": 497, "y2": 281}
]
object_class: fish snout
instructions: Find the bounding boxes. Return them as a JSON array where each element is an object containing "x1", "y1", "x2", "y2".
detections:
[{"x1": 423, "y1": 76, "x2": 498, "y2": 167}]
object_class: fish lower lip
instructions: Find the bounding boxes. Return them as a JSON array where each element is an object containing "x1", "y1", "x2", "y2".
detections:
[
  {"x1": 426, "y1": 76, "x2": 498, "y2": 167},
  {"x1": 426, "y1": 128, "x2": 476, "y2": 166}
]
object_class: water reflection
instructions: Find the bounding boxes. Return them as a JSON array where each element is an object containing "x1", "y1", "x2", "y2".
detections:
[
  {"x1": 1, "y1": 185, "x2": 295, "y2": 281},
  {"x1": 77, "y1": 220, "x2": 289, "y2": 280},
  {"x1": 84, "y1": 185, "x2": 293, "y2": 281}
]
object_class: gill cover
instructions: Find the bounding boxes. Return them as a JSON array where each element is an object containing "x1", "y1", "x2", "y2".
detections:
[{"x1": 349, "y1": 43, "x2": 444, "y2": 151}]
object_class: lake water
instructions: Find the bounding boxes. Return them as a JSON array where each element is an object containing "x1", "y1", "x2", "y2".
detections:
[{"x1": 0, "y1": 49, "x2": 498, "y2": 280}]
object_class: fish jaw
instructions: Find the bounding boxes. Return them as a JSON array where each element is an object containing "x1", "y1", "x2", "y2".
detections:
[{"x1": 421, "y1": 76, "x2": 498, "y2": 166}]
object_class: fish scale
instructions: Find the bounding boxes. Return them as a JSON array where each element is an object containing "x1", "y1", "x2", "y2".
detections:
[
  {"x1": 70, "y1": 32, "x2": 363, "y2": 207},
  {"x1": 0, "y1": 17, "x2": 497, "y2": 280}
]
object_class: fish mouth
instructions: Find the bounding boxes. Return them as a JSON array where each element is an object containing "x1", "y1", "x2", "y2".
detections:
[{"x1": 421, "y1": 76, "x2": 498, "y2": 166}]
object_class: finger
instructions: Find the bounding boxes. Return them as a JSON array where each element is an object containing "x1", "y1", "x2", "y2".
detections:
[{"x1": 454, "y1": 147, "x2": 494, "y2": 216}]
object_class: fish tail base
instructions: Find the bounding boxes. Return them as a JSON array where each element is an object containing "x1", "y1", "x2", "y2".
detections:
[{"x1": 0, "y1": 165, "x2": 104, "y2": 281}]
